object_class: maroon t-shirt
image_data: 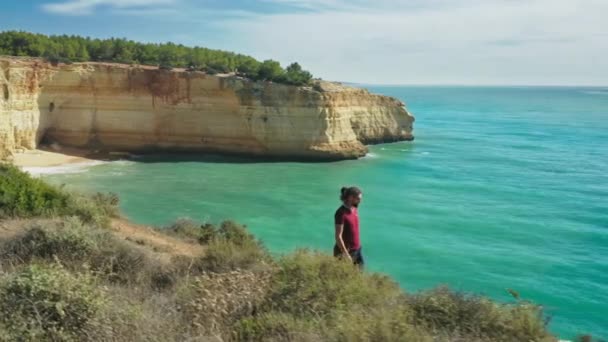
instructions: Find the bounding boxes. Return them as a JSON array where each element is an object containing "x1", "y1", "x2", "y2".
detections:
[{"x1": 335, "y1": 205, "x2": 361, "y2": 251}]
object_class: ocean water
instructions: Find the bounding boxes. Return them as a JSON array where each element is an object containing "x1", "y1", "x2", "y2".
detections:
[{"x1": 43, "y1": 86, "x2": 608, "y2": 339}]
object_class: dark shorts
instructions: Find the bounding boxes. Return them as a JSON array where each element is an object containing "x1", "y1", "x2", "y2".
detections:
[{"x1": 334, "y1": 245, "x2": 364, "y2": 267}]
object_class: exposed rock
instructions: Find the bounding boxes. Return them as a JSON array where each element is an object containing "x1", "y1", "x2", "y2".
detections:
[{"x1": 0, "y1": 57, "x2": 414, "y2": 161}]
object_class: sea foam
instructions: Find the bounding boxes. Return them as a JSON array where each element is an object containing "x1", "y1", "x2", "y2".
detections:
[{"x1": 22, "y1": 160, "x2": 108, "y2": 177}]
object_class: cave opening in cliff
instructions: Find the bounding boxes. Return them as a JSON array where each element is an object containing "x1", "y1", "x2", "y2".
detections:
[
  {"x1": 49, "y1": 102, "x2": 55, "y2": 112},
  {"x1": 38, "y1": 130, "x2": 56, "y2": 148},
  {"x1": 2, "y1": 84, "x2": 8, "y2": 100}
]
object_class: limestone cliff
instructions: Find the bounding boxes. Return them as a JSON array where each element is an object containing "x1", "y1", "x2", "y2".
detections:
[{"x1": 0, "y1": 57, "x2": 414, "y2": 161}]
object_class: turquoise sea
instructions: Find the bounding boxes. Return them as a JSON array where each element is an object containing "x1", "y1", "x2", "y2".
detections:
[{"x1": 43, "y1": 86, "x2": 608, "y2": 339}]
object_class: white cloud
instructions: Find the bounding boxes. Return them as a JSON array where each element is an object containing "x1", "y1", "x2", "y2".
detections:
[
  {"x1": 39, "y1": 0, "x2": 608, "y2": 85},
  {"x1": 42, "y1": 0, "x2": 176, "y2": 15},
  {"x1": 219, "y1": 0, "x2": 608, "y2": 85}
]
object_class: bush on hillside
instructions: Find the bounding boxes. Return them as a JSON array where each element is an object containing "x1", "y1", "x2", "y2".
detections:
[
  {"x1": 0, "y1": 216, "x2": 108, "y2": 264},
  {"x1": 283, "y1": 62, "x2": 313, "y2": 86},
  {"x1": 71, "y1": 191, "x2": 120, "y2": 224},
  {"x1": 408, "y1": 286, "x2": 554, "y2": 341},
  {"x1": 0, "y1": 171, "x2": 560, "y2": 341},
  {"x1": 163, "y1": 218, "x2": 216, "y2": 244},
  {"x1": 0, "y1": 164, "x2": 70, "y2": 218},
  {"x1": 0, "y1": 164, "x2": 119, "y2": 226},
  {"x1": 0, "y1": 264, "x2": 107, "y2": 341},
  {"x1": 0, "y1": 219, "x2": 559, "y2": 341},
  {"x1": 0, "y1": 218, "x2": 176, "y2": 289},
  {"x1": 233, "y1": 250, "x2": 555, "y2": 342},
  {"x1": 204, "y1": 221, "x2": 270, "y2": 271},
  {"x1": 195, "y1": 235, "x2": 270, "y2": 273},
  {"x1": 265, "y1": 250, "x2": 404, "y2": 317},
  {"x1": 163, "y1": 219, "x2": 258, "y2": 247},
  {"x1": 235, "y1": 308, "x2": 432, "y2": 342},
  {"x1": 217, "y1": 220, "x2": 257, "y2": 245},
  {"x1": 235, "y1": 312, "x2": 321, "y2": 342},
  {"x1": 167, "y1": 219, "x2": 271, "y2": 273},
  {"x1": 232, "y1": 250, "x2": 426, "y2": 341},
  {"x1": 323, "y1": 307, "x2": 431, "y2": 342},
  {"x1": 179, "y1": 270, "x2": 272, "y2": 336}
]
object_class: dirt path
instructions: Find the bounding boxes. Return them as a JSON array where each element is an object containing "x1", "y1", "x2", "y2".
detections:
[
  {"x1": 0, "y1": 218, "x2": 204, "y2": 260},
  {"x1": 0, "y1": 219, "x2": 26, "y2": 241},
  {"x1": 110, "y1": 219, "x2": 204, "y2": 258}
]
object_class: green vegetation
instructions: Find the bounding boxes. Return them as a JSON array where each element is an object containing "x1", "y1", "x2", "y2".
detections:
[
  {"x1": 0, "y1": 264, "x2": 107, "y2": 341},
  {"x1": 194, "y1": 221, "x2": 272, "y2": 273},
  {"x1": 0, "y1": 164, "x2": 119, "y2": 226},
  {"x1": 235, "y1": 252, "x2": 555, "y2": 341},
  {"x1": 0, "y1": 30, "x2": 314, "y2": 85},
  {"x1": 0, "y1": 165, "x2": 565, "y2": 341}
]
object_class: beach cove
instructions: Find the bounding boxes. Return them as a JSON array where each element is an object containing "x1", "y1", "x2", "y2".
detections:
[{"x1": 30, "y1": 85, "x2": 608, "y2": 339}]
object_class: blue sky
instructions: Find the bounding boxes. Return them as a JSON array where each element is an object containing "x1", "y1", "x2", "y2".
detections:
[{"x1": 1, "y1": 0, "x2": 607, "y2": 85}]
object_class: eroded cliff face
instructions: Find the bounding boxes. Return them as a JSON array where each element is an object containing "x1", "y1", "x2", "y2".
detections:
[{"x1": 0, "y1": 57, "x2": 414, "y2": 161}]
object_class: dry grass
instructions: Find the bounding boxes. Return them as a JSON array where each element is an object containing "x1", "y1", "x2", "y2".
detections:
[
  {"x1": 0, "y1": 167, "x2": 567, "y2": 341},
  {"x1": 0, "y1": 218, "x2": 562, "y2": 342}
]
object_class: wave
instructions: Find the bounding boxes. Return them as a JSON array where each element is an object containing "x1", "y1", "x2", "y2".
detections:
[
  {"x1": 22, "y1": 160, "x2": 108, "y2": 177},
  {"x1": 111, "y1": 159, "x2": 136, "y2": 166},
  {"x1": 580, "y1": 90, "x2": 608, "y2": 95}
]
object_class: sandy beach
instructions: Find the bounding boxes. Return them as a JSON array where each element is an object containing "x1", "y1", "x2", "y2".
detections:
[
  {"x1": 10, "y1": 148, "x2": 108, "y2": 176},
  {"x1": 11, "y1": 148, "x2": 95, "y2": 168}
]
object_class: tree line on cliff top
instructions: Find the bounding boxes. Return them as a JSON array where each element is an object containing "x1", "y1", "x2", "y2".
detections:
[{"x1": 0, "y1": 30, "x2": 313, "y2": 86}]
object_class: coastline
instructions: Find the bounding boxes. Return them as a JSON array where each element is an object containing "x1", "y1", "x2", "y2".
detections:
[
  {"x1": 11, "y1": 148, "x2": 106, "y2": 176},
  {"x1": 12, "y1": 148, "x2": 95, "y2": 167},
  {"x1": 1, "y1": 56, "x2": 414, "y2": 162}
]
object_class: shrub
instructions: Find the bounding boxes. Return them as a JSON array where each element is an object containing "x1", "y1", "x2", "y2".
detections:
[
  {"x1": 163, "y1": 219, "x2": 255, "y2": 247},
  {"x1": 233, "y1": 251, "x2": 555, "y2": 342},
  {"x1": 234, "y1": 310, "x2": 429, "y2": 342},
  {"x1": 0, "y1": 264, "x2": 107, "y2": 341},
  {"x1": 180, "y1": 270, "x2": 272, "y2": 336},
  {"x1": 163, "y1": 218, "x2": 216, "y2": 244},
  {"x1": 98, "y1": 239, "x2": 179, "y2": 289},
  {"x1": 256, "y1": 60, "x2": 284, "y2": 81},
  {"x1": 217, "y1": 220, "x2": 256, "y2": 246},
  {"x1": 0, "y1": 164, "x2": 119, "y2": 226},
  {"x1": 159, "y1": 63, "x2": 173, "y2": 71},
  {"x1": 0, "y1": 218, "x2": 175, "y2": 289},
  {"x1": 266, "y1": 250, "x2": 403, "y2": 318},
  {"x1": 0, "y1": 164, "x2": 70, "y2": 218},
  {"x1": 192, "y1": 220, "x2": 271, "y2": 273},
  {"x1": 196, "y1": 237, "x2": 270, "y2": 273},
  {"x1": 234, "y1": 251, "x2": 433, "y2": 342},
  {"x1": 205, "y1": 66, "x2": 219, "y2": 75},
  {"x1": 408, "y1": 286, "x2": 553, "y2": 341},
  {"x1": 235, "y1": 312, "x2": 320, "y2": 342},
  {"x1": 163, "y1": 219, "x2": 258, "y2": 247},
  {"x1": 99, "y1": 286, "x2": 191, "y2": 342},
  {"x1": 0, "y1": 217, "x2": 108, "y2": 264},
  {"x1": 283, "y1": 62, "x2": 313, "y2": 86},
  {"x1": 323, "y1": 308, "x2": 431, "y2": 342}
]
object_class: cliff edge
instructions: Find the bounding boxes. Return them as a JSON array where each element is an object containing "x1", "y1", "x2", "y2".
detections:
[{"x1": 0, "y1": 57, "x2": 414, "y2": 161}]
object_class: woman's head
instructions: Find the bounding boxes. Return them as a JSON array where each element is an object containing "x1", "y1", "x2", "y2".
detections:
[{"x1": 340, "y1": 186, "x2": 363, "y2": 207}]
